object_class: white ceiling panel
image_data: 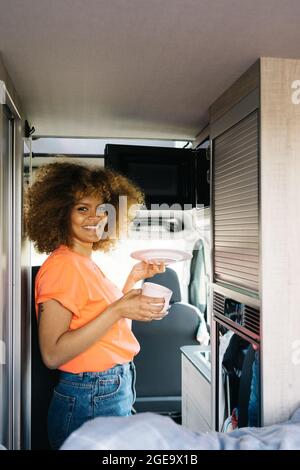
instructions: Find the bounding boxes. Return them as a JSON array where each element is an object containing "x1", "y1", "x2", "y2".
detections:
[{"x1": 1, "y1": 0, "x2": 300, "y2": 139}]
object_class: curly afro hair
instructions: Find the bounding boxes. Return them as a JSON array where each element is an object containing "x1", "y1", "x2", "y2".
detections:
[{"x1": 25, "y1": 160, "x2": 145, "y2": 254}]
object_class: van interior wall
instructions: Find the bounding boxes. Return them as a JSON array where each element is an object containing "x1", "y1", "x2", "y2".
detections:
[{"x1": 0, "y1": 54, "x2": 23, "y2": 115}]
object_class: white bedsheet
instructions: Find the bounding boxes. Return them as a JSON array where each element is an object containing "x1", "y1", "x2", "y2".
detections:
[{"x1": 61, "y1": 408, "x2": 300, "y2": 450}]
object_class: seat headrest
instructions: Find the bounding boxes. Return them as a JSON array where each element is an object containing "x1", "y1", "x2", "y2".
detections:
[{"x1": 144, "y1": 267, "x2": 181, "y2": 303}]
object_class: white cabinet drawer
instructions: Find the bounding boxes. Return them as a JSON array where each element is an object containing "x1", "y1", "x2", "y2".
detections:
[
  {"x1": 182, "y1": 355, "x2": 211, "y2": 431},
  {"x1": 182, "y1": 391, "x2": 211, "y2": 433}
]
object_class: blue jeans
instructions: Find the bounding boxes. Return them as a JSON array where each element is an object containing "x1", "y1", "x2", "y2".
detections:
[
  {"x1": 48, "y1": 361, "x2": 136, "y2": 449},
  {"x1": 248, "y1": 351, "x2": 260, "y2": 427}
]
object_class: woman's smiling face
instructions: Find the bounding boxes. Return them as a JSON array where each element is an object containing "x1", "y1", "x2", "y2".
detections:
[{"x1": 69, "y1": 194, "x2": 108, "y2": 247}]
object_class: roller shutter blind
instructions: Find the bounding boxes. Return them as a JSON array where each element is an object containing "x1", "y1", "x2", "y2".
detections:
[{"x1": 213, "y1": 111, "x2": 259, "y2": 293}]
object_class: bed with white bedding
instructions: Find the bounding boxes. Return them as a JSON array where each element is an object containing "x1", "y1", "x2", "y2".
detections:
[{"x1": 61, "y1": 408, "x2": 300, "y2": 450}]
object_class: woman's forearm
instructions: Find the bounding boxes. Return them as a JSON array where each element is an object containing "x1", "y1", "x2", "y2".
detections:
[
  {"x1": 122, "y1": 274, "x2": 137, "y2": 294},
  {"x1": 46, "y1": 303, "x2": 122, "y2": 369}
]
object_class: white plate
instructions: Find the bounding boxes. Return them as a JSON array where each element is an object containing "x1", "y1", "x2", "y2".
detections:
[{"x1": 130, "y1": 248, "x2": 192, "y2": 265}]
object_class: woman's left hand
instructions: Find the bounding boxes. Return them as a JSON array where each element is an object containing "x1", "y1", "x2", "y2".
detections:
[{"x1": 129, "y1": 261, "x2": 166, "y2": 283}]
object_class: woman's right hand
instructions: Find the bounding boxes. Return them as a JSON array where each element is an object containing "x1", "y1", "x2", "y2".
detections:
[{"x1": 112, "y1": 289, "x2": 166, "y2": 322}]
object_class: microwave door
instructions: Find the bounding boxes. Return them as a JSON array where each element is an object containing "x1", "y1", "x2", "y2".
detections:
[{"x1": 104, "y1": 144, "x2": 209, "y2": 209}]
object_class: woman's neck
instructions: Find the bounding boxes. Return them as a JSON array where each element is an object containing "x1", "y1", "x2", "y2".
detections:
[{"x1": 70, "y1": 239, "x2": 93, "y2": 258}]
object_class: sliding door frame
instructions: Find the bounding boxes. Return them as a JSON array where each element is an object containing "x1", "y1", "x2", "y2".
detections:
[{"x1": 0, "y1": 80, "x2": 23, "y2": 449}]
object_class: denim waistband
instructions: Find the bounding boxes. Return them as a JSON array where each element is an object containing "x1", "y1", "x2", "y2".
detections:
[{"x1": 59, "y1": 361, "x2": 134, "y2": 382}]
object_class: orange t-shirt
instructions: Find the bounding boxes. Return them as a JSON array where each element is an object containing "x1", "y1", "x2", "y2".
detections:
[{"x1": 35, "y1": 245, "x2": 140, "y2": 373}]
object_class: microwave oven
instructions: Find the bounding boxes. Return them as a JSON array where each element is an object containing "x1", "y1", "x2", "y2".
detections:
[{"x1": 104, "y1": 144, "x2": 209, "y2": 209}]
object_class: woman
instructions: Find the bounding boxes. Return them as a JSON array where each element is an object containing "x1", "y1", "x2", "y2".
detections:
[{"x1": 25, "y1": 161, "x2": 166, "y2": 449}]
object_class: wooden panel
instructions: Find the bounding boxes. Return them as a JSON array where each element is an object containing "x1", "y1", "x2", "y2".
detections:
[
  {"x1": 260, "y1": 58, "x2": 300, "y2": 425},
  {"x1": 210, "y1": 61, "x2": 259, "y2": 124}
]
